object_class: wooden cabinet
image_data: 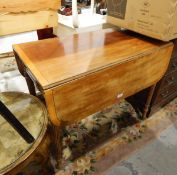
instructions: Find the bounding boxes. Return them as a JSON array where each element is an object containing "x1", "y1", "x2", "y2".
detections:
[
  {"x1": 127, "y1": 39, "x2": 177, "y2": 117},
  {"x1": 150, "y1": 40, "x2": 177, "y2": 114}
]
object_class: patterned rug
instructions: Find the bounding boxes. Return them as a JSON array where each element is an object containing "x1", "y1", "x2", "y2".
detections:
[
  {"x1": 55, "y1": 97, "x2": 177, "y2": 175},
  {"x1": 0, "y1": 56, "x2": 177, "y2": 175}
]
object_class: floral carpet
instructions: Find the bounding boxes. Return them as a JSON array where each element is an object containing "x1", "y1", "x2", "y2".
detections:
[
  {"x1": 57, "y1": 101, "x2": 144, "y2": 175},
  {"x1": 56, "y1": 97, "x2": 177, "y2": 175},
  {"x1": 0, "y1": 56, "x2": 177, "y2": 175}
]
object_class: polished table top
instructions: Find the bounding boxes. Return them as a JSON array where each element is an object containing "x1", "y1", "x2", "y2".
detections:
[{"x1": 13, "y1": 29, "x2": 168, "y2": 90}]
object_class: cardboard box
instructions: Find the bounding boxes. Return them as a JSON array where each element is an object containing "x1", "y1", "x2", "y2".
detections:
[
  {"x1": 0, "y1": 0, "x2": 60, "y2": 36},
  {"x1": 107, "y1": 0, "x2": 177, "y2": 41}
]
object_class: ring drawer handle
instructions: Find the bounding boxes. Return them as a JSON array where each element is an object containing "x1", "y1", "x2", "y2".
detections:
[
  {"x1": 166, "y1": 76, "x2": 175, "y2": 84},
  {"x1": 161, "y1": 91, "x2": 169, "y2": 98}
]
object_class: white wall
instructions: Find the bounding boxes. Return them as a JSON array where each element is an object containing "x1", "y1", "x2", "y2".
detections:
[{"x1": 0, "y1": 31, "x2": 38, "y2": 54}]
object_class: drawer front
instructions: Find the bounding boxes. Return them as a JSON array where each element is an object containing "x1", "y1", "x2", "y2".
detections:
[
  {"x1": 167, "y1": 56, "x2": 177, "y2": 74},
  {"x1": 171, "y1": 40, "x2": 177, "y2": 58},
  {"x1": 150, "y1": 90, "x2": 177, "y2": 116},
  {"x1": 153, "y1": 82, "x2": 177, "y2": 105},
  {"x1": 160, "y1": 69, "x2": 177, "y2": 89}
]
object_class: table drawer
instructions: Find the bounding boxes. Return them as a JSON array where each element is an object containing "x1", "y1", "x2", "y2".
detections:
[
  {"x1": 166, "y1": 56, "x2": 177, "y2": 74},
  {"x1": 171, "y1": 40, "x2": 177, "y2": 58}
]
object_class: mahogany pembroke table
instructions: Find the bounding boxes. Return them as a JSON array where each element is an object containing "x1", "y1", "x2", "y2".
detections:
[{"x1": 13, "y1": 29, "x2": 173, "y2": 126}]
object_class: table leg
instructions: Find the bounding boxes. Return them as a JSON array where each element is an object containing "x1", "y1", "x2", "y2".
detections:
[
  {"x1": 50, "y1": 124, "x2": 63, "y2": 169},
  {"x1": 142, "y1": 84, "x2": 156, "y2": 119}
]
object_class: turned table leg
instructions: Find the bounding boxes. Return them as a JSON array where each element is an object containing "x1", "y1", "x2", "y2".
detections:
[{"x1": 142, "y1": 84, "x2": 156, "y2": 119}]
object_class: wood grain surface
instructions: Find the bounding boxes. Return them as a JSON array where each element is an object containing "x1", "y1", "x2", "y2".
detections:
[
  {"x1": 13, "y1": 29, "x2": 171, "y2": 89},
  {"x1": 13, "y1": 29, "x2": 173, "y2": 125},
  {"x1": 52, "y1": 45, "x2": 173, "y2": 123},
  {"x1": 0, "y1": 11, "x2": 58, "y2": 36},
  {"x1": 0, "y1": 0, "x2": 60, "y2": 12}
]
